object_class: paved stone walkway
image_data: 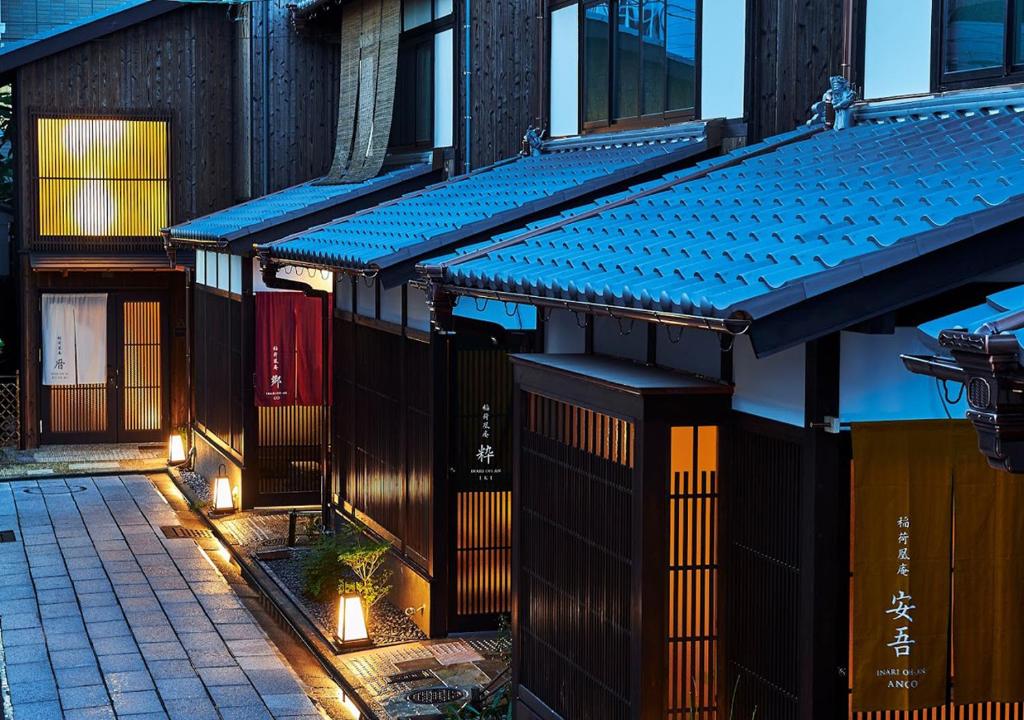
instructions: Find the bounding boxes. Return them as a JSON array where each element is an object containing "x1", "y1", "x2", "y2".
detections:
[
  {"x1": 0, "y1": 475, "x2": 323, "y2": 719},
  {"x1": 0, "y1": 445, "x2": 166, "y2": 479}
]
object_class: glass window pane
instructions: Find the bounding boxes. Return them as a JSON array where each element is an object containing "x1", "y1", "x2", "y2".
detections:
[
  {"x1": 944, "y1": 0, "x2": 1007, "y2": 72},
  {"x1": 666, "y1": 0, "x2": 696, "y2": 111},
  {"x1": 415, "y1": 41, "x2": 434, "y2": 144},
  {"x1": 642, "y1": 0, "x2": 666, "y2": 115},
  {"x1": 435, "y1": 0, "x2": 453, "y2": 19},
  {"x1": 1015, "y1": 0, "x2": 1024, "y2": 64},
  {"x1": 615, "y1": 0, "x2": 641, "y2": 119},
  {"x1": 404, "y1": 0, "x2": 432, "y2": 30},
  {"x1": 584, "y1": 2, "x2": 611, "y2": 123}
]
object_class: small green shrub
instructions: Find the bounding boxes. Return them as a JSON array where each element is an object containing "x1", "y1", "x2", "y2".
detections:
[
  {"x1": 442, "y1": 687, "x2": 511, "y2": 720},
  {"x1": 338, "y1": 535, "x2": 392, "y2": 608},
  {"x1": 301, "y1": 535, "x2": 348, "y2": 602}
]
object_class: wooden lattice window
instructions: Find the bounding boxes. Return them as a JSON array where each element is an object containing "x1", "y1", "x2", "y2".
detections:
[{"x1": 34, "y1": 116, "x2": 169, "y2": 249}]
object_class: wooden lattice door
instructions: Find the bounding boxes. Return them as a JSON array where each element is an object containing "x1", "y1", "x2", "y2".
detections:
[{"x1": 42, "y1": 293, "x2": 168, "y2": 444}]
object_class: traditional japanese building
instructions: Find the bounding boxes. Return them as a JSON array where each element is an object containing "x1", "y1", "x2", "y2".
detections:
[
  {"x1": 417, "y1": 5, "x2": 1024, "y2": 714},
  {"x1": 3, "y1": 0, "x2": 238, "y2": 449}
]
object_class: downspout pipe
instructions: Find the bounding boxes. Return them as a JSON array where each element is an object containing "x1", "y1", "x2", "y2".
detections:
[
  {"x1": 463, "y1": 0, "x2": 471, "y2": 174},
  {"x1": 259, "y1": 262, "x2": 332, "y2": 529}
]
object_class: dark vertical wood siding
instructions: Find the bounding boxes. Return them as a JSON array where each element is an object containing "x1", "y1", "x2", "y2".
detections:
[
  {"x1": 14, "y1": 4, "x2": 237, "y2": 240},
  {"x1": 457, "y1": 0, "x2": 542, "y2": 171},
  {"x1": 518, "y1": 392, "x2": 634, "y2": 719},
  {"x1": 721, "y1": 413, "x2": 803, "y2": 720},
  {"x1": 745, "y1": 0, "x2": 846, "y2": 143},
  {"x1": 336, "y1": 318, "x2": 434, "y2": 570},
  {"x1": 249, "y1": 2, "x2": 339, "y2": 194}
]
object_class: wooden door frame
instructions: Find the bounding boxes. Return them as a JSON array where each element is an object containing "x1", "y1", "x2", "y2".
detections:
[{"x1": 40, "y1": 289, "x2": 170, "y2": 444}]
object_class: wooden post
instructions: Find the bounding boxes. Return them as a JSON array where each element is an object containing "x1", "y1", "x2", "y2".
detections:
[
  {"x1": 429, "y1": 286, "x2": 456, "y2": 637},
  {"x1": 799, "y1": 333, "x2": 847, "y2": 718}
]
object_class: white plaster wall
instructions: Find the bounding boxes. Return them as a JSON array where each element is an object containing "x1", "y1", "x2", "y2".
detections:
[
  {"x1": 593, "y1": 315, "x2": 647, "y2": 363},
  {"x1": 863, "y1": 0, "x2": 932, "y2": 99},
  {"x1": 434, "y1": 29, "x2": 454, "y2": 148},
  {"x1": 407, "y1": 284, "x2": 432, "y2": 332},
  {"x1": 655, "y1": 326, "x2": 721, "y2": 379},
  {"x1": 336, "y1": 276, "x2": 353, "y2": 312},
  {"x1": 380, "y1": 284, "x2": 404, "y2": 325},
  {"x1": 840, "y1": 328, "x2": 967, "y2": 422},
  {"x1": 550, "y1": 4, "x2": 580, "y2": 137},
  {"x1": 454, "y1": 297, "x2": 537, "y2": 330},
  {"x1": 732, "y1": 335, "x2": 806, "y2": 427},
  {"x1": 355, "y1": 276, "x2": 377, "y2": 318},
  {"x1": 544, "y1": 309, "x2": 586, "y2": 353},
  {"x1": 700, "y1": 0, "x2": 746, "y2": 119},
  {"x1": 251, "y1": 258, "x2": 333, "y2": 294}
]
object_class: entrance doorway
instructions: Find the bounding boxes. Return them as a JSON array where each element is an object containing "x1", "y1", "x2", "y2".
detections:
[{"x1": 41, "y1": 293, "x2": 169, "y2": 444}]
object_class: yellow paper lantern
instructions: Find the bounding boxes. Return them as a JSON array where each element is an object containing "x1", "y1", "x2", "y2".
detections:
[
  {"x1": 336, "y1": 592, "x2": 370, "y2": 648},
  {"x1": 211, "y1": 465, "x2": 236, "y2": 514},
  {"x1": 168, "y1": 433, "x2": 187, "y2": 466}
]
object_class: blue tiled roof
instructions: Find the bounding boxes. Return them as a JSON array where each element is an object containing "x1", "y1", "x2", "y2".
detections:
[
  {"x1": 919, "y1": 285, "x2": 1024, "y2": 349},
  {"x1": 428, "y1": 110, "x2": 1024, "y2": 323},
  {"x1": 261, "y1": 121, "x2": 716, "y2": 273},
  {"x1": 0, "y1": 0, "x2": 221, "y2": 74},
  {"x1": 168, "y1": 162, "x2": 433, "y2": 245}
]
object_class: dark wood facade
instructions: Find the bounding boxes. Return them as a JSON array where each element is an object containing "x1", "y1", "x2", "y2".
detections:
[
  {"x1": 510, "y1": 354, "x2": 730, "y2": 720},
  {"x1": 13, "y1": 4, "x2": 237, "y2": 448},
  {"x1": 745, "y1": 0, "x2": 847, "y2": 143}
]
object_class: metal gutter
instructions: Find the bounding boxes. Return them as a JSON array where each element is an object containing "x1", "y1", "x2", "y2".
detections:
[{"x1": 463, "y1": 0, "x2": 471, "y2": 174}]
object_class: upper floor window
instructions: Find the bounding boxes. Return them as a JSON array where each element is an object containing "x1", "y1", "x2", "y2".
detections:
[
  {"x1": 941, "y1": 0, "x2": 1024, "y2": 85},
  {"x1": 34, "y1": 116, "x2": 169, "y2": 246},
  {"x1": 390, "y1": 0, "x2": 454, "y2": 150},
  {"x1": 583, "y1": 0, "x2": 697, "y2": 129}
]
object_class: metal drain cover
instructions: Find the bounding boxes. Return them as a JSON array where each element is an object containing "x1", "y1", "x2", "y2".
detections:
[
  {"x1": 160, "y1": 526, "x2": 212, "y2": 539},
  {"x1": 0, "y1": 530, "x2": 16, "y2": 543},
  {"x1": 406, "y1": 687, "x2": 468, "y2": 705},
  {"x1": 23, "y1": 485, "x2": 87, "y2": 495}
]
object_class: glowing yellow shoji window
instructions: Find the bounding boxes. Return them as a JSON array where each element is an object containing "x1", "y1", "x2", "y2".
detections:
[{"x1": 36, "y1": 117, "x2": 169, "y2": 237}]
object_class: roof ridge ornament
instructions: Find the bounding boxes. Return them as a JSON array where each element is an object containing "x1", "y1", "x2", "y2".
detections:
[
  {"x1": 521, "y1": 126, "x2": 546, "y2": 157},
  {"x1": 810, "y1": 76, "x2": 858, "y2": 130}
]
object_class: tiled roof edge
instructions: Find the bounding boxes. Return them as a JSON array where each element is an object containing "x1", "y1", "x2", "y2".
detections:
[
  {"x1": 857, "y1": 84, "x2": 1024, "y2": 125},
  {"x1": 540, "y1": 119, "x2": 709, "y2": 153}
]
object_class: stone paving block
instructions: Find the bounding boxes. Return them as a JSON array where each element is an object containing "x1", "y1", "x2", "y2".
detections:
[
  {"x1": 164, "y1": 696, "x2": 221, "y2": 720},
  {"x1": 2, "y1": 610, "x2": 41, "y2": 629},
  {"x1": 69, "y1": 566, "x2": 108, "y2": 581},
  {"x1": 40, "y1": 600, "x2": 80, "y2": 618},
  {"x1": 110, "y1": 689, "x2": 164, "y2": 716},
  {"x1": 97, "y1": 652, "x2": 146, "y2": 673},
  {"x1": 6, "y1": 660, "x2": 54, "y2": 686},
  {"x1": 188, "y1": 648, "x2": 237, "y2": 668},
  {"x1": 154, "y1": 675, "x2": 207, "y2": 700},
  {"x1": 59, "y1": 684, "x2": 110, "y2": 710},
  {"x1": 75, "y1": 578, "x2": 114, "y2": 594},
  {"x1": 0, "y1": 584, "x2": 36, "y2": 601},
  {"x1": 217, "y1": 707, "x2": 275, "y2": 720},
  {"x1": 46, "y1": 630, "x2": 95, "y2": 651},
  {"x1": 4, "y1": 626, "x2": 46, "y2": 646},
  {"x1": 55, "y1": 664, "x2": 104, "y2": 688},
  {"x1": 78, "y1": 591, "x2": 118, "y2": 608},
  {"x1": 198, "y1": 665, "x2": 250, "y2": 686},
  {"x1": 149, "y1": 574, "x2": 190, "y2": 591},
  {"x1": 262, "y1": 692, "x2": 318, "y2": 715},
  {"x1": 139, "y1": 640, "x2": 188, "y2": 661},
  {"x1": 5, "y1": 700, "x2": 63, "y2": 719},
  {"x1": 49, "y1": 647, "x2": 97, "y2": 669},
  {"x1": 30, "y1": 565, "x2": 69, "y2": 580},
  {"x1": 174, "y1": 615, "x2": 216, "y2": 635},
  {"x1": 9, "y1": 675, "x2": 59, "y2": 703},
  {"x1": 207, "y1": 607, "x2": 254, "y2": 624},
  {"x1": 0, "y1": 597, "x2": 40, "y2": 615},
  {"x1": 114, "y1": 583, "x2": 157, "y2": 599},
  {"x1": 209, "y1": 682, "x2": 266, "y2": 708},
  {"x1": 147, "y1": 659, "x2": 197, "y2": 680},
  {"x1": 36, "y1": 587, "x2": 78, "y2": 605},
  {"x1": 227, "y1": 638, "x2": 276, "y2": 657},
  {"x1": 86, "y1": 619, "x2": 132, "y2": 639},
  {"x1": 155, "y1": 588, "x2": 194, "y2": 603},
  {"x1": 92, "y1": 634, "x2": 139, "y2": 656},
  {"x1": 132, "y1": 624, "x2": 178, "y2": 643},
  {"x1": 43, "y1": 614, "x2": 87, "y2": 635},
  {"x1": 119, "y1": 595, "x2": 161, "y2": 611},
  {"x1": 104, "y1": 669, "x2": 155, "y2": 693},
  {"x1": 4, "y1": 641, "x2": 49, "y2": 665},
  {"x1": 244, "y1": 669, "x2": 305, "y2": 695},
  {"x1": 81, "y1": 605, "x2": 125, "y2": 623}
]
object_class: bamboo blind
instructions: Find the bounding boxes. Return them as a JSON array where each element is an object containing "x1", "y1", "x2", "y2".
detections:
[{"x1": 36, "y1": 117, "x2": 169, "y2": 238}]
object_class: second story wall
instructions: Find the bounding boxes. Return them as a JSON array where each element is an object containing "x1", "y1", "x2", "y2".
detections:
[{"x1": 14, "y1": 4, "x2": 237, "y2": 252}]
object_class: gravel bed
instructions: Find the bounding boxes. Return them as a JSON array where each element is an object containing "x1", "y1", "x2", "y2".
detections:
[
  {"x1": 180, "y1": 469, "x2": 211, "y2": 503},
  {"x1": 264, "y1": 547, "x2": 426, "y2": 647}
]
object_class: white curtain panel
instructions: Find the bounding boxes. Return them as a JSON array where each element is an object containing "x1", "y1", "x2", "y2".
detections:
[{"x1": 41, "y1": 293, "x2": 107, "y2": 385}]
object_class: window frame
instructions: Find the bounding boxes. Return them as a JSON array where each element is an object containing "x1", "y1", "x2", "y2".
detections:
[
  {"x1": 29, "y1": 111, "x2": 173, "y2": 252},
  {"x1": 389, "y1": 0, "x2": 456, "y2": 152},
  {"x1": 935, "y1": 0, "x2": 1024, "y2": 90},
  {"x1": 575, "y1": 0, "x2": 702, "y2": 135}
]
